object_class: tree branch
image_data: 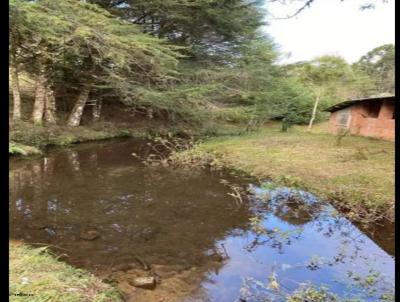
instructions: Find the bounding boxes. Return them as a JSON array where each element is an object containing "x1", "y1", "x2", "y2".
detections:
[{"x1": 271, "y1": 0, "x2": 315, "y2": 19}]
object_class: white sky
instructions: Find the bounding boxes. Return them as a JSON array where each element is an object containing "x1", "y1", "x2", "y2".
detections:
[{"x1": 263, "y1": 0, "x2": 395, "y2": 64}]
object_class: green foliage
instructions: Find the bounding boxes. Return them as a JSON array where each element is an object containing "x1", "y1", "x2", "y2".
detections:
[
  {"x1": 9, "y1": 143, "x2": 25, "y2": 155},
  {"x1": 12, "y1": 0, "x2": 387, "y2": 133},
  {"x1": 9, "y1": 142, "x2": 41, "y2": 156},
  {"x1": 283, "y1": 53, "x2": 389, "y2": 122},
  {"x1": 287, "y1": 55, "x2": 368, "y2": 105},
  {"x1": 295, "y1": 56, "x2": 353, "y2": 85},
  {"x1": 115, "y1": 35, "x2": 316, "y2": 128},
  {"x1": 287, "y1": 284, "x2": 339, "y2": 302},
  {"x1": 353, "y1": 44, "x2": 395, "y2": 94},
  {"x1": 90, "y1": 0, "x2": 266, "y2": 59},
  {"x1": 10, "y1": 0, "x2": 182, "y2": 107},
  {"x1": 263, "y1": 77, "x2": 315, "y2": 124},
  {"x1": 9, "y1": 121, "x2": 136, "y2": 149}
]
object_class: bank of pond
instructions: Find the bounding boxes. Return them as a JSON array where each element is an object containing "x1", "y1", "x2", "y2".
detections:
[{"x1": 9, "y1": 139, "x2": 394, "y2": 302}]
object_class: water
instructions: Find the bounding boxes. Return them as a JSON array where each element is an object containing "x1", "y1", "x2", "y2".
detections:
[{"x1": 9, "y1": 139, "x2": 395, "y2": 301}]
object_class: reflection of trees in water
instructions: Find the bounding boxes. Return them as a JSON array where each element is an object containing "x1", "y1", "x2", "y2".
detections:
[
  {"x1": 247, "y1": 211, "x2": 367, "y2": 264},
  {"x1": 66, "y1": 150, "x2": 81, "y2": 174},
  {"x1": 245, "y1": 188, "x2": 325, "y2": 253},
  {"x1": 241, "y1": 186, "x2": 394, "y2": 302},
  {"x1": 10, "y1": 157, "x2": 57, "y2": 221},
  {"x1": 9, "y1": 143, "x2": 394, "y2": 301},
  {"x1": 273, "y1": 199, "x2": 323, "y2": 226},
  {"x1": 356, "y1": 222, "x2": 395, "y2": 257},
  {"x1": 250, "y1": 186, "x2": 325, "y2": 225},
  {"x1": 9, "y1": 143, "x2": 253, "y2": 288},
  {"x1": 238, "y1": 275, "x2": 394, "y2": 302},
  {"x1": 88, "y1": 152, "x2": 98, "y2": 170},
  {"x1": 246, "y1": 186, "x2": 385, "y2": 272}
]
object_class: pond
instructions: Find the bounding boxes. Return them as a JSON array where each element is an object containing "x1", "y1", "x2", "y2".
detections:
[{"x1": 9, "y1": 139, "x2": 395, "y2": 302}]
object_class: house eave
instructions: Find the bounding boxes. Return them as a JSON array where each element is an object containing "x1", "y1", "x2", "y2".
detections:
[{"x1": 324, "y1": 95, "x2": 395, "y2": 113}]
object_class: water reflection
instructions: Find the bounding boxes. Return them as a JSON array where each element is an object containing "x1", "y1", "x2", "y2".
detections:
[
  {"x1": 202, "y1": 184, "x2": 394, "y2": 302},
  {"x1": 10, "y1": 140, "x2": 255, "y2": 300},
  {"x1": 9, "y1": 139, "x2": 394, "y2": 302}
]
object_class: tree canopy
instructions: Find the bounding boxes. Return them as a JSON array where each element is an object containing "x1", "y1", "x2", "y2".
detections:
[
  {"x1": 9, "y1": 0, "x2": 395, "y2": 131},
  {"x1": 90, "y1": 0, "x2": 266, "y2": 58},
  {"x1": 353, "y1": 44, "x2": 395, "y2": 95}
]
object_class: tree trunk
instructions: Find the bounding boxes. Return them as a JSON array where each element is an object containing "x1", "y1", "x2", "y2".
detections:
[
  {"x1": 44, "y1": 87, "x2": 57, "y2": 124},
  {"x1": 281, "y1": 118, "x2": 288, "y2": 132},
  {"x1": 92, "y1": 100, "x2": 102, "y2": 123},
  {"x1": 10, "y1": 64, "x2": 22, "y2": 121},
  {"x1": 32, "y1": 69, "x2": 47, "y2": 125},
  {"x1": 307, "y1": 93, "x2": 320, "y2": 132},
  {"x1": 67, "y1": 86, "x2": 91, "y2": 127}
]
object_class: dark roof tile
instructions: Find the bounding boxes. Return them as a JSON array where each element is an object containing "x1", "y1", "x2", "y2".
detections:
[{"x1": 324, "y1": 95, "x2": 395, "y2": 112}]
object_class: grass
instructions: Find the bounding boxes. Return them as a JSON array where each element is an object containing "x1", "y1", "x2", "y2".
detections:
[
  {"x1": 9, "y1": 121, "x2": 146, "y2": 156},
  {"x1": 9, "y1": 142, "x2": 42, "y2": 156},
  {"x1": 9, "y1": 118, "x2": 247, "y2": 157},
  {"x1": 9, "y1": 240, "x2": 122, "y2": 302},
  {"x1": 183, "y1": 122, "x2": 394, "y2": 223}
]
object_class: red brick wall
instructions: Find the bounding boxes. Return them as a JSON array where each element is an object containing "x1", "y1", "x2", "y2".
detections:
[{"x1": 328, "y1": 100, "x2": 395, "y2": 141}]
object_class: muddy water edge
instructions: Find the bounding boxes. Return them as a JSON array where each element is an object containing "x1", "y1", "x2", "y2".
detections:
[{"x1": 9, "y1": 138, "x2": 395, "y2": 302}]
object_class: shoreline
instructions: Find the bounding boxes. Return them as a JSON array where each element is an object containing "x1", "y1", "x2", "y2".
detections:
[{"x1": 171, "y1": 123, "x2": 394, "y2": 225}]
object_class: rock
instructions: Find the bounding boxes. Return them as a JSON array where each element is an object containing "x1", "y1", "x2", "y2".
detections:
[
  {"x1": 129, "y1": 276, "x2": 156, "y2": 290},
  {"x1": 79, "y1": 230, "x2": 99, "y2": 240}
]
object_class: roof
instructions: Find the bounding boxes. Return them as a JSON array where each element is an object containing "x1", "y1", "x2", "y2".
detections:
[{"x1": 324, "y1": 95, "x2": 395, "y2": 112}]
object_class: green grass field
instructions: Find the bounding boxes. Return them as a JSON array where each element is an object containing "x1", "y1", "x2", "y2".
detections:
[{"x1": 190, "y1": 122, "x2": 394, "y2": 223}]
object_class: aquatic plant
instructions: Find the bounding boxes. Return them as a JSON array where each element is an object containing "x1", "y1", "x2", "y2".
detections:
[{"x1": 287, "y1": 284, "x2": 339, "y2": 302}]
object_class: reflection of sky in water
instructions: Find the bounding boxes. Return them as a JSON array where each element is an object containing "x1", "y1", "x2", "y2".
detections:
[
  {"x1": 9, "y1": 141, "x2": 394, "y2": 302},
  {"x1": 15, "y1": 198, "x2": 32, "y2": 218},
  {"x1": 202, "y1": 183, "x2": 394, "y2": 302},
  {"x1": 47, "y1": 199, "x2": 58, "y2": 211}
]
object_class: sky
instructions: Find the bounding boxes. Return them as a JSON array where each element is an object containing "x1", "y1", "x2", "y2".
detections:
[{"x1": 263, "y1": 0, "x2": 395, "y2": 64}]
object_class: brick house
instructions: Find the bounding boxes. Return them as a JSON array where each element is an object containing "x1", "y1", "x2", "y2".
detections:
[{"x1": 325, "y1": 95, "x2": 395, "y2": 141}]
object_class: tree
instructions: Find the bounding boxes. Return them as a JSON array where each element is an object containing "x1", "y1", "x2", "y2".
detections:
[
  {"x1": 9, "y1": 0, "x2": 37, "y2": 122},
  {"x1": 10, "y1": 0, "x2": 339, "y2": 131},
  {"x1": 285, "y1": 55, "x2": 372, "y2": 130},
  {"x1": 353, "y1": 44, "x2": 395, "y2": 94},
  {"x1": 10, "y1": 0, "x2": 71, "y2": 125},
  {"x1": 10, "y1": 0, "x2": 181, "y2": 126},
  {"x1": 9, "y1": 6, "x2": 22, "y2": 121},
  {"x1": 52, "y1": 0, "x2": 181, "y2": 126},
  {"x1": 89, "y1": 0, "x2": 266, "y2": 59},
  {"x1": 270, "y1": 0, "x2": 390, "y2": 19}
]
